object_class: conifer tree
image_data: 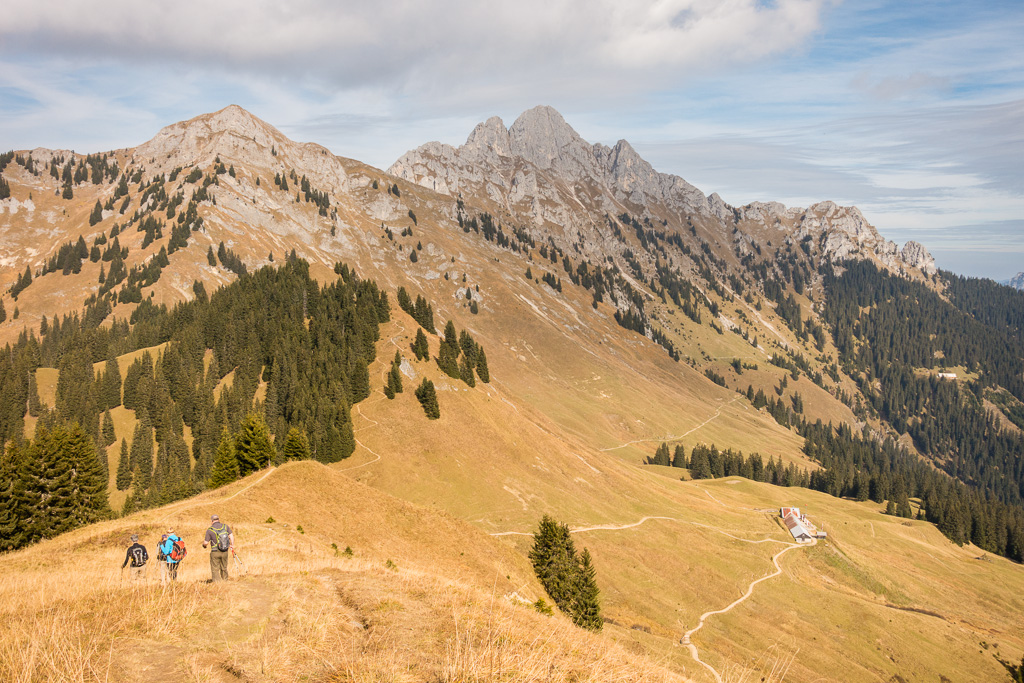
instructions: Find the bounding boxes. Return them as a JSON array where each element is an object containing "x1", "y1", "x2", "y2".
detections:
[
  {"x1": 115, "y1": 438, "x2": 132, "y2": 490},
  {"x1": 281, "y1": 427, "x2": 311, "y2": 461},
  {"x1": 415, "y1": 378, "x2": 440, "y2": 419},
  {"x1": 338, "y1": 420, "x2": 356, "y2": 459},
  {"x1": 459, "y1": 354, "x2": 476, "y2": 387},
  {"x1": 89, "y1": 200, "x2": 103, "y2": 226},
  {"x1": 234, "y1": 412, "x2": 275, "y2": 476},
  {"x1": 572, "y1": 548, "x2": 603, "y2": 631},
  {"x1": 0, "y1": 443, "x2": 26, "y2": 550},
  {"x1": 672, "y1": 444, "x2": 687, "y2": 468},
  {"x1": 652, "y1": 442, "x2": 671, "y2": 467},
  {"x1": 102, "y1": 356, "x2": 122, "y2": 409},
  {"x1": 349, "y1": 361, "x2": 370, "y2": 404},
  {"x1": 475, "y1": 347, "x2": 490, "y2": 383},
  {"x1": 193, "y1": 438, "x2": 212, "y2": 485},
  {"x1": 443, "y1": 320, "x2": 458, "y2": 353},
  {"x1": 130, "y1": 417, "x2": 154, "y2": 491},
  {"x1": 63, "y1": 424, "x2": 110, "y2": 527},
  {"x1": 27, "y1": 373, "x2": 41, "y2": 417},
  {"x1": 529, "y1": 515, "x2": 581, "y2": 617},
  {"x1": 437, "y1": 341, "x2": 460, "y2": 378},
  {"x1": 387, "y1": 351, "x2": 404, "y2": 396},
  {"x1": 412, "y1": 328, "x2": 430, "y2": 361},
  {"x1": 413, "y1": 295, "x2": 436, "y2": 333},
  {"x1": 208, "y1": 428, "x2": 239, "y2": 488},
  {"x1": 0, "y1": 298, "x2": 5, "y2": 324},
  {"x1": 101, "y1": 409, "x2": 116, "y2": 446},
  {"x1": 689, "y1": 444, "x2": 712, "y2": 479}
]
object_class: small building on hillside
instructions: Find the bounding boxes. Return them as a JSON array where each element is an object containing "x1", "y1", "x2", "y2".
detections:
[
  {"x1": 780, "y1": 506, "x2": 800, "y2": 518},
  {"x1": 938, "y1": 372, "x2": 957, "y2": 380},
  {"x1": 783, "y1": 513, "x2": 814, "y2": 543}
]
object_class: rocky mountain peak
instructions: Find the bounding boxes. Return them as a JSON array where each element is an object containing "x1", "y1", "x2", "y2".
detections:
[
  {"x1": 1010, "y1": 273, "x2": 1024, "y2": 290},
  {"x1": 465, "y1": 116, "x2": 510, "y2": 155},
  {"x1": 507, "y1": 105, "x2": 598, "y2": 179},
  {"x1": 133, "y1": 104, "x2": 284, "y2": 172}
]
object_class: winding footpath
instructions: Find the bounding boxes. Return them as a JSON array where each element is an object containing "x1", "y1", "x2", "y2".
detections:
[
  {"x1": 491, "y1": 504, "x2": 815, "y2": 682},
  {"x1": 599, "y1": 396, "x2": 743, "y2": 452},
  {"x1": 680, "y1": 539, "x2": 816, "y2": 682},
  {"x1": 158, "y1": 467, "x2": 278, "y2": 522}
]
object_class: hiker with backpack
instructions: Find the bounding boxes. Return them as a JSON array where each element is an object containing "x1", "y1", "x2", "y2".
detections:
[
  {"x1": 121, "y1": 534, "x2": 148, "y2": 580},
  {"x1": 203, "y1": 514, "x2": 234, "y2": 581},
  {"x1": 158, "y1": 528, "x2": 186, "y2": 583}
]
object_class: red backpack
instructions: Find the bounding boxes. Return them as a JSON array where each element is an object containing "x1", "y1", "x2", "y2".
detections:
[{"x1": 170, "y1": 538, "x2": 187, "y2": 562}]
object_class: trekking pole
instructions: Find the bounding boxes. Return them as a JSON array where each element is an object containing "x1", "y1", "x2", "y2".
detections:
[{"x1": 231, "y1": 548, "x2": 247, "y2": 574}]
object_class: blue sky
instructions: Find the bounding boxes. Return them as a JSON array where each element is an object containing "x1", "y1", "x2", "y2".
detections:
[{"x1": 1, "y1": 0, "x2": 1021, "y2": 279}]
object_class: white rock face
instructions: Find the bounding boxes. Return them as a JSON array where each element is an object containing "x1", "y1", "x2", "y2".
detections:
[
  {"x1": 1009, "y1": 272, "x2": 1024, "y2": 290},
  {"x1": 389, "y1": 104, "x2": 939, "y2": 278},
  {"x1": 389, "y1": 104, "x2": 724, "y2": 222},
  {"x1": 900, "y1": 241, "x2": 937, "y2": 275},
  {"x1": 134, "y1": 104, "x2": 350, "y2": 196}
]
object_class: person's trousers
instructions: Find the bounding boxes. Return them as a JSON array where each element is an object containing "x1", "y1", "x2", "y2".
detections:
[{"x1": 210, "y1": 550, "x2": 230, "y2": 581}]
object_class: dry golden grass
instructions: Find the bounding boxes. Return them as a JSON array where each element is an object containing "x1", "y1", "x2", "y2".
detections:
[{"x1": 0, "y1": 463, "x2": 692, "y2": 682}]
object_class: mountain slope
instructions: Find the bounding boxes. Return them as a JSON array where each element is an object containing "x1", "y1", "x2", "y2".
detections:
[
  {"x1": 1, "y1": 105, "x2": 1023, "y2": 682},
  {"x1": 0, "y1": 461, "x2": 684, "y2": 682}
]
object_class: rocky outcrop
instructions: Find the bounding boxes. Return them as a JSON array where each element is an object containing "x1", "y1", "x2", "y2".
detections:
[
  {"x1": 134, "y1": 105, "x2": 350, "y2": 194},
  {"x1": 900, "y1": 241, "x2": 937, "y2": 275},
  {"x1": 755, "y1": 200, "x2": 934, "y2": 274},
  {"x1": 389, "y1": 105, "x2": 939, "y2": 279},
  {"x1": 1009, "y1": 273, "x2": 1024, "y2": 290},
  {"x1": 389, "y1": 105, "x2": 727, "y2": 221}
]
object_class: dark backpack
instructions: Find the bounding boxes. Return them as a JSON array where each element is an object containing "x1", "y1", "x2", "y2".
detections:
[
  {"x1": 170, "y1": 538, "x2": 187, "y2": 562},
  {"x1": 210, "y1": 524, "x2": 230, "y2": 552}
]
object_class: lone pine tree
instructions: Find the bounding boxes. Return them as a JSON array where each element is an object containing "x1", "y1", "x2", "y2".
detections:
[
  {"x1": 529, "y1": 515, "x2": 602, "y2": 631},
  {"x1": 415, "y1": 378, "x2": 440, "y2": 419}
]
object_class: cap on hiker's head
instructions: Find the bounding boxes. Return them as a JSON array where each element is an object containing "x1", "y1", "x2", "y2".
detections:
[
  {"x1": 167, "y1": 527, "x2": 174, "y2": 534},
  {"x1": 131, "y1": 534, "x2": 138, "y2": 542},
  {"x1": 211, "y1": 514, "x2": 219, "y2": 521}
]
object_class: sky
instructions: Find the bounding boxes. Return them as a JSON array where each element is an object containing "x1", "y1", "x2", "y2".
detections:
[{"x1": 1, "y1": 0, "x2": 1021, "y2": 280}]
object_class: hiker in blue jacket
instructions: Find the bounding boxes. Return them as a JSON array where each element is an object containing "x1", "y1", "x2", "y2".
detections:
[{"x1": 158, "y1": 528, "x2": 181, "y2": 583}]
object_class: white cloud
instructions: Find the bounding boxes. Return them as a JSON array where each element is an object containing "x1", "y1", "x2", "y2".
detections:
[{"x1": 0, "y1": 0, "x2": 827, "y2": 99}]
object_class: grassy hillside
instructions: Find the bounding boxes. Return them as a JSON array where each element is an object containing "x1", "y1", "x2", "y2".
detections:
[
  {"x1": 0, "y1": 461, "x2": 683, "y2": 682},
  {"x1": 341, "y1": 334, "x2": 1024, "y2": 683},
  {"x1": 3, "y1": 108, "x2": 1024, "y2": 683}
]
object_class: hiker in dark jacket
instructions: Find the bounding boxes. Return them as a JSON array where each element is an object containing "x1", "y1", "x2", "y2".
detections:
[
  {"x1": 121, "y1": 534, "x2": 148, "y2": 580},
  {"x1": 203, "y1": 514, "x2": 234, "y2": 581}
]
